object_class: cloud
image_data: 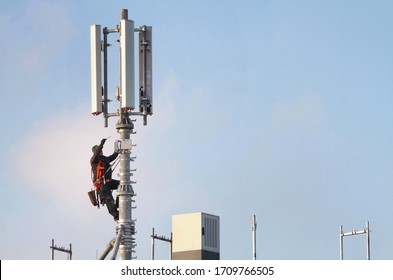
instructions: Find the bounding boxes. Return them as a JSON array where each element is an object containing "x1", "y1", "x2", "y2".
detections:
[{"x1": 11, "y1": 106, "x2": 104, "y2": 204}]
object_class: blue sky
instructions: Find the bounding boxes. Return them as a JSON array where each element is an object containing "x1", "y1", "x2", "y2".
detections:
[{"x1": 1, "y1": 0, "x2": 393, "y2": 260}]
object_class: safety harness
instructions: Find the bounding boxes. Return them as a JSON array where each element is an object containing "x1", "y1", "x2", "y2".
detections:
[
  {"x1": 89, "y1": 158, "x2": 120, "y2": 208},
  {"x1": 93, "y1": 160, "x2": 105, "y2": 191},
  {"x1": 88, "y1": 160, "x2": 104, "y2": 208}
]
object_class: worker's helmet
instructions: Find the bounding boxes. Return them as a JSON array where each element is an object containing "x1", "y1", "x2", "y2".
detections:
[{"x1": 92, "y1": 145, "x2": 99, "y2": 153}]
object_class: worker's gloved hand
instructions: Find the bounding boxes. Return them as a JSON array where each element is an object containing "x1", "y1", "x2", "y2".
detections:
[{"x1": 100, "y1": 138, "x2": 107, "y2": 146}]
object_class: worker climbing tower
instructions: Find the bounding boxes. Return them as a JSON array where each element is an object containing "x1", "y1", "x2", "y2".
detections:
[{"x1": 90, "y1": 9, "x2": 153, "y2": 260}]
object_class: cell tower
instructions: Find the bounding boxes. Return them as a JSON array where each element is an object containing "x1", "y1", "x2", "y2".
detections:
[{"x1": 90, "y1": 9, "x2": 153, "y2": 260}]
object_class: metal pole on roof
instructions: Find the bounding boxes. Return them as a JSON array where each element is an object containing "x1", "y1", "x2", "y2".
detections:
[
  {"x1": 340, "y1": 222, "x2": 371, "y2": 260},
  {"x1": 151, "y1": 227, "x2": 155, "y2": 260},
  {"x1": 252, "y1": 215, "x2": 257, "y2": 260},
  {"x1": 366, "y1": 221, "x2": 370, "y2": 260},
  {"x1": 340, "y1": 225, "x2": 344, "y2": 260}
]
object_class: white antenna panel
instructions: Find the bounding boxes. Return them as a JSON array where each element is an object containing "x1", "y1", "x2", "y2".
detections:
[
  {"x1": 120, "y1": 19, "x2": 135, "y2": 111},
  {"x1": 139, "y1": 26, "x2": 153, "y2": 115},
  {"x1": 90, "y1": 24, "x2": 103, "y2": 115}
]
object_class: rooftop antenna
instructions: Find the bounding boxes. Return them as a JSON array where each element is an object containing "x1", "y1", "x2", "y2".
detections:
[
  {"x1": 252, "y1": 215, "x2": 257, "y2": 260},
  {"x1": 151, "y1": 227, "x2": 173, "y2": 260},
  {"x1": 50, "y1": 239, "x2": 72, "y2": 260},
  {"x1": 90, "y1": 8, "x2": 153, "y2": 260},
  {"x1": 340, "y1": 221, "x2": 371, "y2": 260}
]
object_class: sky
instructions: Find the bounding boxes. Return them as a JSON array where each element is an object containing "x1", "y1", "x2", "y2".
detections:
[{"x1": 1, "y1": 0, "x2": 393, "y2": 260}]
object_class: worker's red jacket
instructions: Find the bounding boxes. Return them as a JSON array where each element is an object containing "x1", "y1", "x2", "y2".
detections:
[{"x1": 90, "y1": 143, "x2": 119, "y2": 182}]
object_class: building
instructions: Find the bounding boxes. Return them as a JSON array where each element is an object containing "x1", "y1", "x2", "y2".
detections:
[{"x1": 172, "y1": 212, "x2": 220, "y2": 260}]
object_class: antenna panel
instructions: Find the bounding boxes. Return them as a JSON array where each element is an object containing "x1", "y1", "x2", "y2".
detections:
[
  {"x1": 139, "y1": 26, "x2": 153, "y2": 115},
  {"x1": 120, "y1": 19, "x2": 135, "y2": 111},
  {"x1": 90, "y1": 24, "x2": 103, "y2": 115}
]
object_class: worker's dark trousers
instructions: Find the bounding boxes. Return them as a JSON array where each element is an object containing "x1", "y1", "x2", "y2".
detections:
[{"x1": 100, "y1": 179, "x2": 120, "y2": 220}]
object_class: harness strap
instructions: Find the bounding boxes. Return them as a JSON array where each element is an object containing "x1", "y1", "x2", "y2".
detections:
[{"x1": 93, "y1": 160, "x2": 105, "y2": 191}]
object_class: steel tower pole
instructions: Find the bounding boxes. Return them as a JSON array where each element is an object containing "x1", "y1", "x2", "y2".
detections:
[{"x1": 116, "y1": 114, "x2": 135, "y2": 260}]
